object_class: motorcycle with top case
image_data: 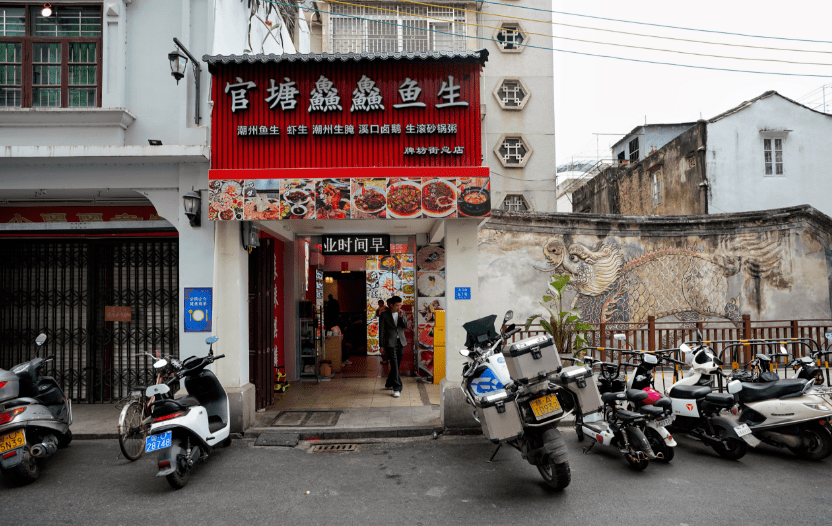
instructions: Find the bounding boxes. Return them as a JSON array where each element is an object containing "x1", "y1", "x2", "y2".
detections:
[
  {"x1": 0, "y1": 333, "x2": 72, "y2": 485},
  {"x1": 144, "y1": 335, "x2": 232, "y2": 489},
  {"x1": 460, "y1": 311, "x2": 572, "y2": 490}
]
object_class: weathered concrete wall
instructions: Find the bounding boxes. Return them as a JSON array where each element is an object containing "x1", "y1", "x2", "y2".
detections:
[
  {"x1": 479, "y1": 206, "x2": 832, "y2": 328},
  {"x1": 574, "y1": 122, "x2": 707, "y2": 215}
]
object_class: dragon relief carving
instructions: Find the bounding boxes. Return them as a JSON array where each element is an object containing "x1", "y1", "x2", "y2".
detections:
[{"x1": 536, "y1": 234, "x2": 789, "y2": 328}]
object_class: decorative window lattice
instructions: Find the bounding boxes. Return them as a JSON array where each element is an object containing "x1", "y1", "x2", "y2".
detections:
[
  {"x1": 495, "y1": 23, "x2": 526, "y2": 52},
  {"x1": 496, "y1": 79, "x2": 528, "y2": 109},
  {"x1": 330, "y1": 3, "x2": 467, "y2": 53},
  {"x1": 499, "y1": 137, "x2": 528, "y2": 165},
  {"x1": 501, "y1": 194, "x2": 529, "y2": 212}
]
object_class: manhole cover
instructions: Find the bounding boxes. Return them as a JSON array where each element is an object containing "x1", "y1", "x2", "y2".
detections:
[
  {"x1": 312, "y1": 444, "x2": 356, "y2": 453},
  {"x1": 271, "y1": 411, "x2": 342, "y2": 427},
  {"x1": 254, "y1": 433, "x2": 300, "y2": 447}
]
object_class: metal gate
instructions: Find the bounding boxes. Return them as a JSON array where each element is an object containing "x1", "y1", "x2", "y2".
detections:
[
  {"x1": 248, "y1": 238, "x2": 274, "y2": 410},
  {"x1": 0, "y1": 238, "x2": 178, "y2": 403}
]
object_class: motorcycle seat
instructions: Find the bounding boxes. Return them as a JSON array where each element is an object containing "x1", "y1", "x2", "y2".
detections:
[
  {"x1": 601, "y1": 392, "x2": 627, "y2": 404},
  {"x1": 176, "y1": 395, "x2": 201, "y2": 407},
  {"x1": 705, "y1": 392, "x2": 734, "y2": 406},
  {"x1": 626, "y1": 389, "x2": 649, "y2": 402},
  {"x1": 738, "y1": 379, "x2": 808, "y2": 403},
  {"x1": 638, "y1": 405, "x2": 664, "y2": 417},
  {"x1": 669, "y1": 385, "x2": 712, "y2": 399},
  {"x1": 613, "y1": 409, "x2": 643, "y2": 421}
]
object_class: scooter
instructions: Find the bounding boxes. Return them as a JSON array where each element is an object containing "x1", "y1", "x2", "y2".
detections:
[
  {"x1": 662, "y1": 341, "x2": 754, "y2": 460},
  {"x1": 144, "y1": 336, "x2": 231, "y2": 489},
  {"x1": 0, "y1": 334, "x2": 72, "y2": 485},
  {"x1": 460, "y1": 311, "x2": 572, "y2": 490}
]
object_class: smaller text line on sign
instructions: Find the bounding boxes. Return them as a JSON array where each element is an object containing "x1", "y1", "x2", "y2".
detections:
[{"x1": 454, "y1": 287, "x2": 471, "y2": 300}]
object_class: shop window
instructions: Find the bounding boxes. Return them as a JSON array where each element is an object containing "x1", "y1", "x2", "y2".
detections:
[
  {"x1": 764, "y1": 137, "x2": 784, "y2": 176},
  {"x1": 493, "y1": 78, "x2": 530, "y2": 110},
  {"x1": 493, "y1": 22, "x2": 528, "y2": 53},
  {"x1": 629, "y1": 137, "x2": 639, "y2": 162},
  {"x1": 0, "y1": 5, "x2": 102, "y2": 108},
  {"x1": 494, "y1": 134, "x2": 533, "y2": 168},
  {"x1": 652, "y1": 167, "x2": 662, "y2": 206},
  {"x1": 329, "y1": 3, "x2": 467, "y2": 53},
  {"x1": 501, "y1": 194, "x2": 529, "y2": 212}
]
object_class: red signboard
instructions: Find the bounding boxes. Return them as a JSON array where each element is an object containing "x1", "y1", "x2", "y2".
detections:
[
  {"x1": 209, "y1": 58, "x2": 483, "y2": 172},
  {"x1": 0, "y1": 206, "x2": 164, "y2": 224},
  {"x1": 105, "y1": 306, "x2": 133, "y2": 323}
]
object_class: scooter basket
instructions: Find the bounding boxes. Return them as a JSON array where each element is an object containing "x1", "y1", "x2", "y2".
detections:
[
  {"x1": 476, "y1": 390, "x2": 524, "y2": 442},
  {"x1": 559, "y1": 365, "x2": 603, "y2": 416},
  {"x1": 501, "y1": 334, "x2": 562, "y2": 384}
]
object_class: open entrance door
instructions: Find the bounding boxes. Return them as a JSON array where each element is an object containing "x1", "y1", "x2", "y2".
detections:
[{"x1": 249, "y1": 237, "x2": 274, "y2": 410}]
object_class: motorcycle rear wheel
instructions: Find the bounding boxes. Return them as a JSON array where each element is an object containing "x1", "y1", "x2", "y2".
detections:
[
  {"x1": 166, "y1": 464, "x2": 190, "y2": 489},
  {"x1": 118, "y1": 400, "x2": 147, "y2": 461},
  {"x1": 645, "y1": 428, "x2": 674, "y2": 463},
  {"x1": 9, "y1": 446, "x2": 40, "y2": 485},
  {"x1": 537, "y1": 459, "x2": 571, "y2": 490},
  {"x1": 711, "y1": 437, "x2": 748, "y2": 460},
  {"x1": 788, "y1": 423, "x2": 832, "y2": 460},
  {"x1": 625, "y1": 453, "x2": 649, "y2": 471}
]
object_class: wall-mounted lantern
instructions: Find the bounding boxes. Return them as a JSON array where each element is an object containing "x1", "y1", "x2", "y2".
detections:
[
  {"x1": 183, "y1": 190, "x2": 201, "y2": 227},
  {"x1": 168, "y1": 38, "x2": 201, "y2": 125}
]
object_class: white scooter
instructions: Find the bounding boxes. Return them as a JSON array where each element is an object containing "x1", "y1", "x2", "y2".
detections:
[{"x1": 144, "y1": 336, "x2": 231, "y2": 489}]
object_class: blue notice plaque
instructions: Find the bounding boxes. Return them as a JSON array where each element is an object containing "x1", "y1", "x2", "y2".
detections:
[
  {"x1": 454, "y1": 287, "x2": 471, "y2": 300},
  {"x1": 184, "y1": 288, "x2": 212, "y2": 332}
]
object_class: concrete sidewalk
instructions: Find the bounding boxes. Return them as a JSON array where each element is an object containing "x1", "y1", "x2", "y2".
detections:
[{"x1": 69, "y1": 402, "x2": 124, "y2": 439}]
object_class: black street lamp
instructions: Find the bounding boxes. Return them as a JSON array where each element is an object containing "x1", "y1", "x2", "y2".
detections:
[
  {"x1": 183, "y1": 191, "x2": 202, "y2": 227},
  {"x1": 168, "y1": 38, "x2": 201, "y2": 125}
]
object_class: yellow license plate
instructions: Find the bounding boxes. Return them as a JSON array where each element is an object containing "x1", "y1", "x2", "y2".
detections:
[
  {"x1": 0, "y1": 429, "x2": 25, "y2": 454},
  {"x1": 529, "y1": 394, "x2": 562, "y2": 420}
]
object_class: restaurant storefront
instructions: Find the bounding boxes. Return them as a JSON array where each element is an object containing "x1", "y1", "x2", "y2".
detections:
[{"x1": 204, "y1": 50, "x2": 490, "y2": 428}]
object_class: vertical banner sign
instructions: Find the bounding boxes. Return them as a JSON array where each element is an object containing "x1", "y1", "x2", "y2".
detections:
[{"x1": 184, "y1": 288, "x2": 213, "y2": 332}]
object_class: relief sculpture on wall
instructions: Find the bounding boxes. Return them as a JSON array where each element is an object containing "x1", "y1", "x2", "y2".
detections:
[{"x1": 535, "y1": 233, "x2": 790, "y2": 328}]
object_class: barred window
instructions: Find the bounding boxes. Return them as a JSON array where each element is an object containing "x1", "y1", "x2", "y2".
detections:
[
  {"x1": 330, "y1": 3, "x2": 467, "y2": 53},
  {"x1": 501, "y1": 194, "x2": 529, "y2": 212},
  {"x1": 0, "y1": 5, "x2": 101, "y2": 108}
]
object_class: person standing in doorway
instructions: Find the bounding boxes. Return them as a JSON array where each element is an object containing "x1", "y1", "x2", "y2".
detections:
[
  {"x1": 379, "y1": 296, "x2": 407, "y2": 397},
  {"x1": 325, "y1": 294, "x2": 340, "y2": 330}
]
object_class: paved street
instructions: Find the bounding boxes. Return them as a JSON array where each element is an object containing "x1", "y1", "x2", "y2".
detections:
[{"x1": 2, "y1": 430, "x2": 829, "y2": 526}]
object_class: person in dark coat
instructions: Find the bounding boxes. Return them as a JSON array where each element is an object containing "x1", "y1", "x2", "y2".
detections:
[{"x1": 378, "y1": 296, "x2": 407, "y2": 397}]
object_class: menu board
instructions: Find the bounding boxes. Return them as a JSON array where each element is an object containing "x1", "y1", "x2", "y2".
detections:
[
  {"x1": 415, "y1": 245, "x2": 445, "y2": 378},
  {"x1": 365, "y1": 254, "x2": 415, "y2": 357}
]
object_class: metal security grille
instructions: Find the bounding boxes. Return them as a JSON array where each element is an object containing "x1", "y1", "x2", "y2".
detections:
[
  {"x1": 330, "y1": 3, "x2": 467, "y2": 53},
  {"x1": 0, "y1": 239, "x2": 178, "y2": 402},
  {"x1": 311, "y1": 444, "x2": 357, "y2": 453}
]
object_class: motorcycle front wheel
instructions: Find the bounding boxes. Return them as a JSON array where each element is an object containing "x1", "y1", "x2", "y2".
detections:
[{"x1": 537, "y1": 458, "x2": 571, "y2": 490}]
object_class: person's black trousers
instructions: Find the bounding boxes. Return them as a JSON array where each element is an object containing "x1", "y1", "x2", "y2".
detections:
[{"x1": 384, "y1": 344, "x2": 404, "y2": 391}]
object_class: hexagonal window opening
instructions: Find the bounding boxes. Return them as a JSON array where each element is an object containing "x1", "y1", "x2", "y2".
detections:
[
  {"x1": 501, "y1": 194, "x2": 530, "y2": 212},
  {"x1": 494, "y1": 78, "x2": 530, "y2": 110},
  {"x1": 494, "y1": 23, "x2": 527, "y2": 53},
  {"x1": 496, "y1": 135, "x2": 531, "y2": 167}
]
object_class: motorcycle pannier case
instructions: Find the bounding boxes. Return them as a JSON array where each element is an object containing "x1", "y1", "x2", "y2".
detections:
[
  {"x1": 501, "y1": 334, "x2": 562, "y2": 384},
  {"x1": 0, "y1": 369, "x2": 20, "y2": 402},
  {"x1": 559, "y1": 365, "x2": 603, "y2": 416},
  {"x1": 476, "y1": 390, "x2": 524, "y2": 442}
]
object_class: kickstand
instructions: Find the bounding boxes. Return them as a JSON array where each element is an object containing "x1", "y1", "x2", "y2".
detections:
[
  {"x1": 487, "y1": 443, "x2": 502, "y2": 463},
  {"x1": 582, "y1": 440, "x2": 596, "y2": 455}
]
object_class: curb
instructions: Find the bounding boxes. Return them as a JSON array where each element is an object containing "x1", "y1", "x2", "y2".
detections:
[{"x1": 245, "y1": 425, "x2": 446, "y2": 441}]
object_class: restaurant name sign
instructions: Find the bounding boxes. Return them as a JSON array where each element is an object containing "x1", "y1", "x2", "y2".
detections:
[
  {"x1": 205, "y1": 52, "x2": 490, "y2": 221},
  {"x1": 321, "y1": 234, "x2": 390, "y2": 256}
]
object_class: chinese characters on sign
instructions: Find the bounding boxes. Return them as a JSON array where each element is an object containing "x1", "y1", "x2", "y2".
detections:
[
  {"x1": 184, "y1": 288, "x2": 213, "y2": 332},
  {"x1": 225, "y1": 77, "x2": 257, "y2": 113},
  {"x1": 265, "y1": 77, "x2": 300, "y2": 110},
  {"x1": 454, "y1": 287, "x2": 471, "y2": 300},
  {"x1": 308, "y1": 75, "x2": 342, "y2": 113},
  {"x1": 321, "y1": 235, "x2": 391, "y2": 256},
  {"x1": 351, "y1": 75, "x2": 385, "y2": 112},
  {"x1": 394, "y1": 78, "x2": 426, "y2": 109}
]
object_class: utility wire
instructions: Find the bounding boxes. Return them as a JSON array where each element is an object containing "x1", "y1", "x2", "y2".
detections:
[
  {"x1": 327, "y1": 0, "x2": 832, "y2": 67},
  {"x1": 398, "y1": 0, "x2": 832, "y2": 55},
  {"x1": 261, "y1": 0, "x2": 832, "y2": 77},
  {"x1": 475, "y1": 0, "x2": 832, "y2": 45}
]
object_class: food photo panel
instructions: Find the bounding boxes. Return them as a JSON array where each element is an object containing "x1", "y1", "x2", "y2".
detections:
[
  {"x1": 416, "y1": 246, "x2": 445, "y2": 271},
  {"x1": 417, "y1": 297, "x2": 445, "y2": 325},
  {"x1": 351, "y1": 179, "x2": 387, "y2": 219},
  {"x1": 244, "y1": 179, "x2": 282, "y2": 220},
  {"x1": 456, "y1": 177, "x2": 492, "y2": 218},
  {"x1": 386, "y1": 177, "x2": 422, "y2": 219},
  {"x1": 209, "y1": 180, "x2": 245, "y2": 221},
  {"x1": 421, "y1": 178, "x2": 457, "y2": 219},
  {"x1": 417, "y1": 271, "x2": 445, "y2": 297},
  {"x1": 279, "y1": 179, "x2": 316, "y2": 219},
  {"x1": 316, "y1": 178, "x2": 351, "y2": 219}
]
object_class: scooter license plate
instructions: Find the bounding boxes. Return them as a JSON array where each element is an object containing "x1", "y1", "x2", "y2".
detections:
[
  {"x1": 0, "y1": 429, "x2": 25, "y2": 454},
  {"x1": 657, "y1": 418, "x2": 673, "y2": 427},
  {"x1": 145, "y1": 430, "x2": 172, "y2": 453},
  {"x1": 529, "y1": 394, "x2": 562, "y2": 420},
  {"x1": 734, "y1": 424, "x2": 752, "y2": 437}
]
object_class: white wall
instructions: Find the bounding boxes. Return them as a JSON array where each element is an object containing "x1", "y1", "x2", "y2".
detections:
[
  {"x1": 212, "y1": 0, "x2": 296, "y2": 55},
  {"x1": 707, "y1": 95, "x2": 832, "y2": 217}
]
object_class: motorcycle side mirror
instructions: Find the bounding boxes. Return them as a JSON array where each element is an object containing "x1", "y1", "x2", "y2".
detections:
[
  {"x1": 695, "y1": 330, "x2": 703, "y2": 342},
  {"x1": 679, "y1": 343, "x2": 692, "y2": 354},
  {"x1": 780, "y1": 345, "x2": 788, "y2": 354},
  {"x1": 146, "y1": 384, "x2": 170, "y2": 397},
  {"x1": 35, "y1": 333, "x2": 47, "y2": 346},
  {"x1": 727, "y1": 380, "x2": 742, "y2": 394},
  {"x1": 206, "y1": 336, "x2": 219, "y2": 345},
  {"x1": 503, "y1": 311, "x2": 513, "y2": 323},
  {"x1": 643, "y1": 353, "x2": 658, "y2": 365},
  {"x1": 613, "y1": 333, "x2": 627, "y2": 341},
  {"x1": 459, "y1": 349, "x2": 470, "y2": 357},
  {"x1": 154, "y1": 359, "x2": 168, "y2": 370}
]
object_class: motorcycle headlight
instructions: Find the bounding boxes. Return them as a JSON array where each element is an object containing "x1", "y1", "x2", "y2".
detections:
[{"x1": 803, "y1": 402, "x2": 831, "y2": 411}]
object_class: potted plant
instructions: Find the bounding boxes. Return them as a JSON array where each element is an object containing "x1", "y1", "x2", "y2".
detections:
[{"x1": 525, "y1": 274, "x2": 593, "y2": 357}]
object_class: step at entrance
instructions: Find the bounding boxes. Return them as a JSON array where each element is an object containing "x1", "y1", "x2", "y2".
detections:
[{"x1": 270, "y1": 410, "x2": 342, "y2": 427}]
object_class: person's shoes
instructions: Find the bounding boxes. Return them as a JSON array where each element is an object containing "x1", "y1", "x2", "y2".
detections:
[{"x1": 393, "y1": 391, "x2": 401, "y2": 398}]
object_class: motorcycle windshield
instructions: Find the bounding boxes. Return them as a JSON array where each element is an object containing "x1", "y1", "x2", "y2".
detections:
[{"x1": 462, "y1": 315, "x2": 499, "y2": 348}]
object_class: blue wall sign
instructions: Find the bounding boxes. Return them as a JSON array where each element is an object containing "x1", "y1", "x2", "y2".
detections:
[
  {"x1": 184, "y1": 287, "x2": 213, "y2": 332},
  {"x1": 454, "y1": 287, "x2": 471, "y2": 300}
]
